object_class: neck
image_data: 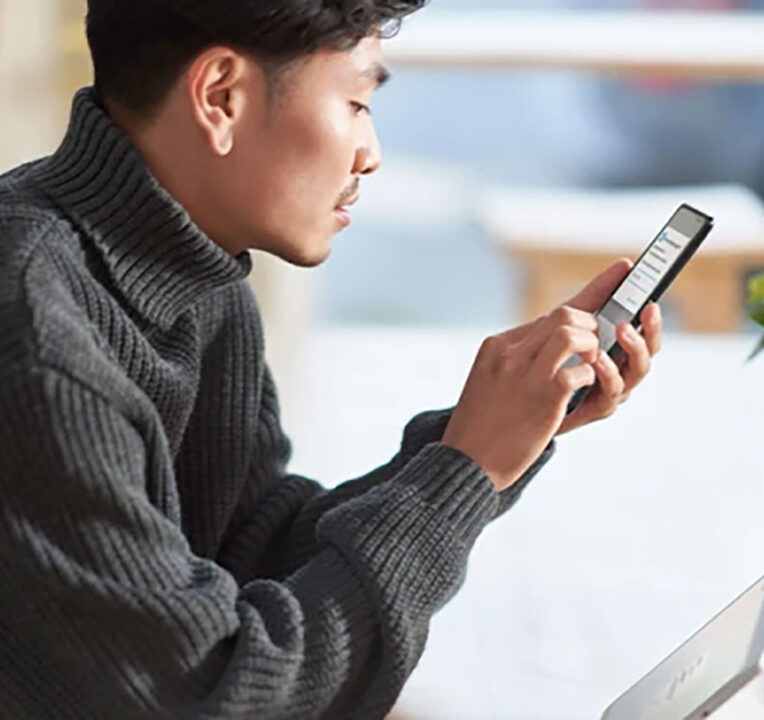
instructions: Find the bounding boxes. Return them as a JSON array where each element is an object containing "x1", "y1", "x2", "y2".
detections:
[
  {"x1": 31, "y1": 87, "x2": 252, "y2": 331},
  {"x1": 105, "y1": 97, "x2": 244, "y2": 257}
]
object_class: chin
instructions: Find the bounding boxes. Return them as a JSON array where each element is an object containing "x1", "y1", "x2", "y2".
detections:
[{"x1": 277, "y1": 235, "x2": 333, "y2": 268}]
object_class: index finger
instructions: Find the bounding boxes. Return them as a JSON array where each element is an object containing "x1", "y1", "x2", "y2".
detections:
[
  {"x1": 565, "y1": 259, "x2": 633, "y2": 313},
  {"x1": 524, "y1": 305, "x2": 599, "y2": 358}
]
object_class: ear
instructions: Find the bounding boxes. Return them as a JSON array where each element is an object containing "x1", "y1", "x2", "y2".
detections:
[{"x1": 186, "y1": 47, "x2": 256, "y2": 156}]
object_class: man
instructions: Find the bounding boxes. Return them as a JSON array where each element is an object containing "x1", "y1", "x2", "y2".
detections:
[{"x1": 0, "y1": 1, "x2": 661, "y2": 718}]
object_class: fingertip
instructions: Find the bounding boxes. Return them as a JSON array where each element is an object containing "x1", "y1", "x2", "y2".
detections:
[
  {"x1": 596, "y1": 348, "x2": 614, "y2": 368},
  {"x1": 642, "y1": 302, "x2": 660, "y2": 326},
  {"x1": 585, "y1": 350, "x2": 599, "y2": 365},
  {"x1": 619, "y1": 322, "x2": 639, "y2": 344},
  {"x1": 585, "y1": 365, "x2": 598, "y2": 388}
]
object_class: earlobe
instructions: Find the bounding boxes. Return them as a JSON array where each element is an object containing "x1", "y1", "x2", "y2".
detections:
[
  {"x1": 197, "y1": 105, "x2": 235, "y2": 157},
  {"x1": 207, "y1": 87, "x2": 237, "y2": 156},
  {"x1": 218, "y1": 127, "x2": 234, "y2": 156}
]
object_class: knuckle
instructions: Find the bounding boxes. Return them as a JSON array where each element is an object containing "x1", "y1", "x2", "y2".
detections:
[
  {"x1": 553, "y1": 305, "x2": 576, "y2": 326},
  {"x1": 554, "y1": 325, "x2": 576, "y2": 348},
  {"x1": 479, "y1": 335, "x2": 501, "y2": 357},
  {"x1": 498, "y1": 350, "x2": 519, "y2": 374}
]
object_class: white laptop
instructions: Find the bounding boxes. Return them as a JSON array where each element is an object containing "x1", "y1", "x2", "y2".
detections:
[{"x1": 601, "y1": 575, "x2": 764, "y2": 719}]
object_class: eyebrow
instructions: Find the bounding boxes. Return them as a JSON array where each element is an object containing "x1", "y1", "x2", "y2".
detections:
[{"x1": 362, "y1": 63, "x2": 392, "y2": 89}]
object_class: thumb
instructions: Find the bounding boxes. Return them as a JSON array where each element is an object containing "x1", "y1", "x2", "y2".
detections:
[{"x1": 566, "y1": 258, "x2": 633, "y2": 313}]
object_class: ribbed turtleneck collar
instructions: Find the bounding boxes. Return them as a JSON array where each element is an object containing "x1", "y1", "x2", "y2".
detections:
[{"x1": 31, "y1": 87, "x2": 252, "y2": 330}]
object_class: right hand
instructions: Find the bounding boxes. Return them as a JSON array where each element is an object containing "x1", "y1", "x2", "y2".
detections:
[{"x1": 442, "y1": 306, "x2": 600, "y2": 492}]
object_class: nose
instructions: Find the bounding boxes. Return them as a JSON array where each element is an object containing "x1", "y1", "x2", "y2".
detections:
[{"x1": 353, "y1": 121, "x2": 382, "y2": 176}]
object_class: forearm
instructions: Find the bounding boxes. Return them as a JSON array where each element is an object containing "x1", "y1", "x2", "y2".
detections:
[
  {"x1": 227, "y1": 411, "x2": 555, "y2": 583},
  {"x1": 0, "y1": 368, "x2": 498, "y2": 720},
  {"x1": 220, "y1": 407, "x2": 455, "y2": 581}
]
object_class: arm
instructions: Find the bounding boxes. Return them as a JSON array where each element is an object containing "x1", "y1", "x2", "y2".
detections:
[
  {"x1": 0, "y1": 365, "x2": 503, "y2": 719},
  {"x1": 218, "y1": 364, "x2": 555, "y2": 582},
  {"x1": 238, "y1": 254, "x2": 660, "y2": 586}
]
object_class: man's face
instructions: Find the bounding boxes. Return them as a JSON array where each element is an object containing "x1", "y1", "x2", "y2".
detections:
[{"x1": 228, "y1": 36, "x2": 386, "y2": 267}]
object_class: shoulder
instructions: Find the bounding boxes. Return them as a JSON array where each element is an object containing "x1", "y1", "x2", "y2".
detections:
[
  {"x1": 0, "y1": 158, "x2": 78, "y2": 279},
  {"x1": 0, "y1": 168, "x2": 109, "y2": 387}
]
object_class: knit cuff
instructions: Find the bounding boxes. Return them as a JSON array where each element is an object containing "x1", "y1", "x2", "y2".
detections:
[
  {"x1": 394, "y1": 441, "x2": 497, "y2": 549},
  {"x1": 316, "y1": 442, "x2": 497, "y2": 611},
  {"x1": 399, "y1": 408, "x2": 453, "y2": 461}
]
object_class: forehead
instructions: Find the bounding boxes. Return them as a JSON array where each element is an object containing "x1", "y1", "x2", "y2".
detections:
[{"x1": 300, "y1": 35, "x2": 385, "y2": 86}]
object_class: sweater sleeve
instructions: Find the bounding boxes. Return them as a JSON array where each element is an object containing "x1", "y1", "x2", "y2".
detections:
[
  {"x1": 218, "y1": 364, "x2": 556, "y2": 582},
  {"x1": 0, "y1": 365, "x2": 510, "y2": 720}
]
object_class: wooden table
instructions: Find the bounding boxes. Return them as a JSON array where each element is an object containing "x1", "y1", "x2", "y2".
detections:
[
  {"x1": 515, "y1": 248, "x2": 764, "y2": 334},
  {"x1": 481, "y1": 185, "x2": 764, "y2": 333}
]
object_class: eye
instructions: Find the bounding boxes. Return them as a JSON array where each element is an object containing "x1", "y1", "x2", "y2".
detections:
[{"x1": 351, "y1": 101, "x2": 371, "y2": 116}]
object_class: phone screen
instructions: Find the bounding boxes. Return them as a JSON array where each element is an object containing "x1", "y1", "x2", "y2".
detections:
[
  {"x1": 566, "y1": 204, "x2": 713, "y2": 414},
  {"x1": 595, "y1": 205, "x2": 711, "y2": 355}
]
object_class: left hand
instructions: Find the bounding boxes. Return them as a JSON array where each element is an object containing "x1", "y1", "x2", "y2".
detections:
[{"x1": 555, "y1": 258, "x2": 662, "y2": 434}]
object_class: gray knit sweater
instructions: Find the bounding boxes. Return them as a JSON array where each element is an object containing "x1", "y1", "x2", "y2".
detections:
[{"x1": 0, "y1": 88, "x2": 555, "y2": 720}]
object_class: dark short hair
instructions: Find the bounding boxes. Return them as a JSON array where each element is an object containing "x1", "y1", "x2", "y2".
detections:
[{"x1": 86, "y1": 0, "x2": 427, "y2": 120}]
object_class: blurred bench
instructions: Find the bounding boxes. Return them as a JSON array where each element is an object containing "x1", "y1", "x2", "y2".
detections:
[
  {"x1": 480, "y1": 185, "x2": 764, "y2": 332},
  {"x1": 386, "y1": 11, "x2": 764, "y2": 80}
]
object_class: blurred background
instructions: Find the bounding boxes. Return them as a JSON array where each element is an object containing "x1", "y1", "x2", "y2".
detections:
[{"x1": 4, "y1": 1, "x2": 764, "y2": 718}]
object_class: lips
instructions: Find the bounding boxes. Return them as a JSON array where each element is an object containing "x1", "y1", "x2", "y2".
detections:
[
  {"x1": 333, "y1": 194, "x2": 359, "y2": 228},
  {"x1": 333, "y1": 206, "x2": 352, "y2": 227}
]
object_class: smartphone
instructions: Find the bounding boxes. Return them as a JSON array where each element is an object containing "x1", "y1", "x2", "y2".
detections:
[{"x1": 566, "y1": 204, "x2": 714, "y2": 415}]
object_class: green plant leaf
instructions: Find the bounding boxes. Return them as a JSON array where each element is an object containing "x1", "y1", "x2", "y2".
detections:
[
  {"x1": 750, "y1": 301, "x2": 764, "y2": 328},
  {"x1": 747, "y1": 334, "x2": 764, "y2": 363},
  {"x1": 749, "y1": 274, "x2": 764, "y2": 304},
  {"x1": 744, "y1": 275, "x2": 764, "y2": 360},
  {"x1": 748, "y1": 275, "x2": 764, "y2": 328}
]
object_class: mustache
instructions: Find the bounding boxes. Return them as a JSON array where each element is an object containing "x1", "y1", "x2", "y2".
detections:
[{"x1": 336, "y1": 179, "x2": 360, "y2": 207}]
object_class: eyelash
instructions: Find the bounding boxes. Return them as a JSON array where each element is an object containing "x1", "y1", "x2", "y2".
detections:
[{"x1": 351, "y1": 102, "x2": 371, "y2": 116}]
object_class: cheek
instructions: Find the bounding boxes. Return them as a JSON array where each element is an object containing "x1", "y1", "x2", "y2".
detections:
[
  {"x1": 272, "y1": 107, "x2": 356, "y2": 213},
  {"x1": 229, "y1": 100, "x2": 358, "y2": 251}
]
